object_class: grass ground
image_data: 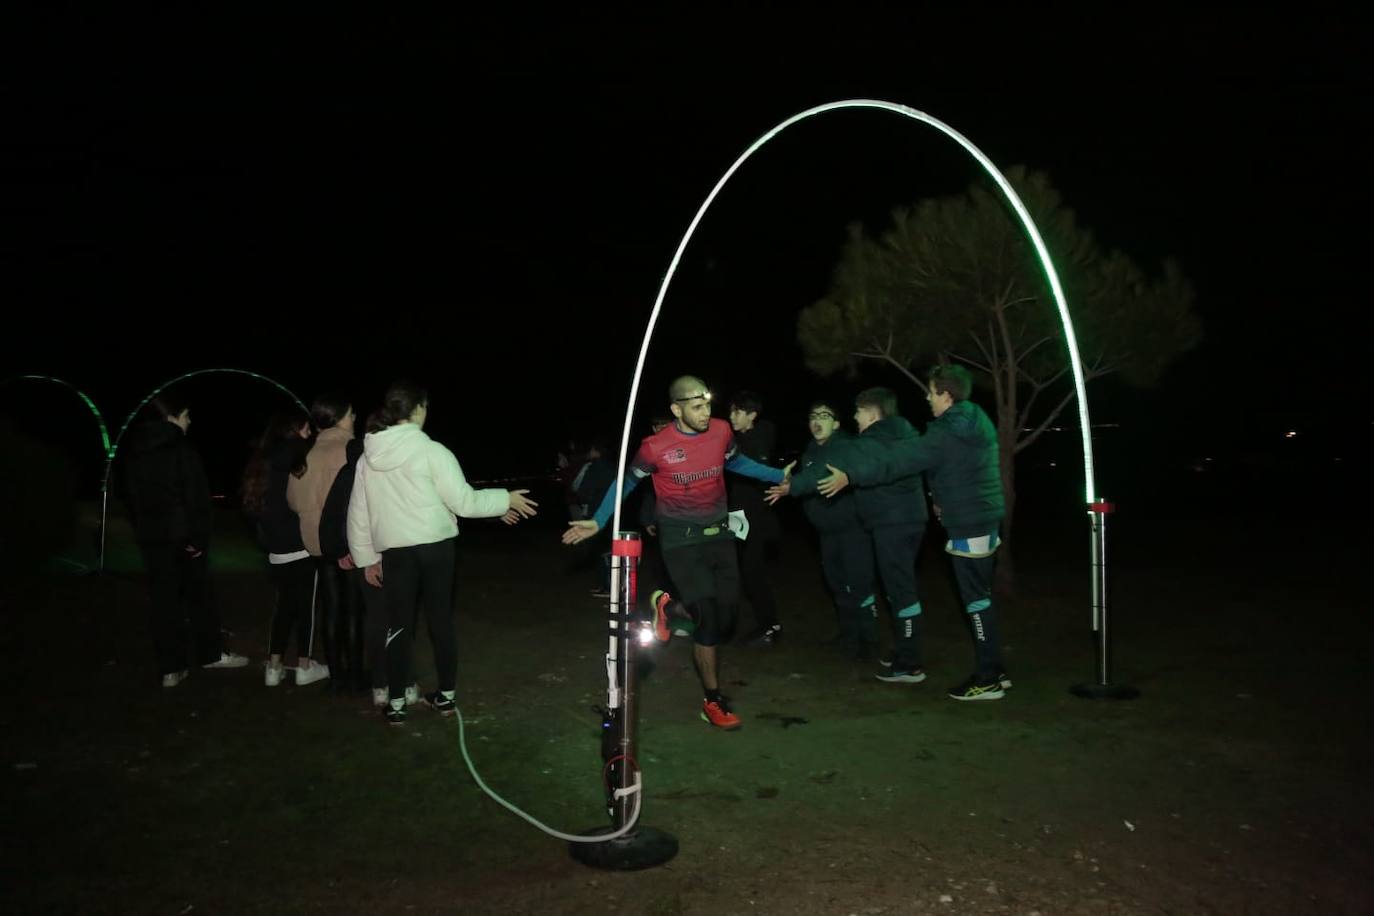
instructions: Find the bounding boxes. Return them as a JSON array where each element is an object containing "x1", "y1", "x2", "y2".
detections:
[{"x1": 2, "y1": 502, "x2": 1370, "y2": 914}]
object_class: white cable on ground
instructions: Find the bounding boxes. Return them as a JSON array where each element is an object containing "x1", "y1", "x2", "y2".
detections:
[{"x1": 455, "y1": 706, "x2": 643, "y2": 844}]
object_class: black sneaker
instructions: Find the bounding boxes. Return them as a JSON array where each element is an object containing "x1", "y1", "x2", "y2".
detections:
[
  {"x1": 947, "y1": 674, "x2": 1005, "y2": 701},
  {"x1": 745, "y1": 625, "x2": 783, "y2": 647},
  {"x1": 875, "y1": 667, "x2": 927, "y2": 684},
  {"x1": 384, "y1": 704, "x2": 407, "y2": 726},
  {"x1": 997, "y1": 670, "x2": 1013, "y2": 690},
  {"x1": 878, "y1": 652, "x2": 894, "y2": 669},
  {"x1": 423, "y1": 691, "x2": 457, "y2": 717}
]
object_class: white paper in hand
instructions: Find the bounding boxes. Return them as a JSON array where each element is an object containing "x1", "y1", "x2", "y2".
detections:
[{"x1": 727, "y1": 509, "x2": 750, "y2": 541}]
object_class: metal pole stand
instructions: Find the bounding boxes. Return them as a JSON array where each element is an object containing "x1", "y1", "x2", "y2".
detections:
[
  {"x1": 1070, "y1": 500, "x2": 1139, "y2": 700},
  {"x1": 570, "y1": 531, "x2": 679, "y2": 869}
]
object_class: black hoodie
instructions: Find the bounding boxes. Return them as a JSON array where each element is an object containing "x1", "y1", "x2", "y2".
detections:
[
  {"x1": 319, "y1": 438, "x2": 363, "y2": 561},
  {"x1": 121, "y1": 420, "x2": 213, "y2": 549}
]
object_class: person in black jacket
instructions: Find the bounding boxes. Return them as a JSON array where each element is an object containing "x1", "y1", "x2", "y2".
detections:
[
  {"x1": 318, "y1": 413, "x2": 396, "y2": 706},
  {"x1": 121, "y1": 393, "x2": 247, "y2": 687},
  {"x1": 728, "y1": 391, "x2": 784, "y2": 646},
  {"x1": 810, "y1": 365, "x2": 1009, "y2": 701},
  {"x1": 768, "y1": 399, "x2": 877, "y2": 658},
  {"x1": 240, "y1": 409, "x2": 328, "y2": 688}
]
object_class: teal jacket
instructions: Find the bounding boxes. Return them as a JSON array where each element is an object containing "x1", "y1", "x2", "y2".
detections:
[
  {"x1": 841, "y1": 400, "x2": 1003, "y2": 539},
  {"x1": 793, "y1": 415, "x2": 927, "y2": 529}
]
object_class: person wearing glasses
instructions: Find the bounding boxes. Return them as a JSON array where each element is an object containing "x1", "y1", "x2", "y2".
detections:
[
  {"x1": 766, "y1": 398, "x2": 877, "y2": 660},
  {"x1": 769, "y1": 386, "x2": 928, "y2": 685},
  {"x1": 562, "y1": 375, "x2": 786, "y2": 730},
  {"x1": 772, "y1": 367, "x2": 1009, "y2": 701}
]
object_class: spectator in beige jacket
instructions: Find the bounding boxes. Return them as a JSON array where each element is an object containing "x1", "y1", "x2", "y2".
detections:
[{"x1": 287, "y1": 395, "x2": 360, "y2": 691}]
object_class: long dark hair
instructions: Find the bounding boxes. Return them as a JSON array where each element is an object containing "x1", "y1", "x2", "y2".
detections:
[
  {"x1": 239, "y1": 409, "x2": 311, "y2": 515},
  {"x1": 310, "y1": 394, "x2": 352, "y2": 431},
  {"x1": 299, "y1": 394, "x2": 351, "y2": 477}
]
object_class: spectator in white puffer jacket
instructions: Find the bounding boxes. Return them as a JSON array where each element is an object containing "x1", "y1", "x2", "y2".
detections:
[{"x1": 347, "y1": 380, "x2": 537, "y2": 726}]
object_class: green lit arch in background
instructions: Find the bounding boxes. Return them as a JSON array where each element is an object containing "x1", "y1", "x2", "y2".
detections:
[
  {"x1": 610, "y1": 99, "x2": 1098, "y2": 534},
  {"x1": 1, "y1": 374, "x2": 114, "y2": 460},
  {"x1": 99, "y1": 368, "x2": 308, "y2": 571}
]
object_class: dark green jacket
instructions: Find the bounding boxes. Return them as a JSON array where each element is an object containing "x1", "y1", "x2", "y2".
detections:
[
  {"x1": 843, "y1": 400, "x2": 1003, "y2": 539},
  {"x1": 790, "y1": 429, "x2": 862, "y2": 534},
  {"x1": 794, "y1": 416, "x2": 927, "y2": 529}
]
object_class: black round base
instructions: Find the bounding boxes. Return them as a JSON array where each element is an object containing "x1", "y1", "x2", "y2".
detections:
[
  {"x1": 568, "y1": 825, "x2": 679, "y2": 870},
  {"x1": 1070, "y1": 682, "x2": 1141, "y2": 700}
]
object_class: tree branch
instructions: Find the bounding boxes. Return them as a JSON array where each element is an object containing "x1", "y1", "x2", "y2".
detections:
[
  {"x1": 881, "y1": 352, "x2": 928, "y2": 391},
  {"x1": 1018, "y1": 334, "x2": 1055, "y2": 362},
  {"x1": 952, "y1": 349, "x2": 993, "y2": 374},
  {"x1": 968, "y1": 329, "x2": 995, "y2": 368}
]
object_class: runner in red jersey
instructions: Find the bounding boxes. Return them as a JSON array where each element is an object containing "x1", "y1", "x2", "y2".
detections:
[{"x1": 564, "y1": 376, "x2": 786, "y2": 729}]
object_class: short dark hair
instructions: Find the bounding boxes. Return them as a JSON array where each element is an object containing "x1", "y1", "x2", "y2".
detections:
[
  {"x1": 928, "y1": 364, "x2": 972, "y2": 401},
  {"x1": 808, "y1": 398, "x2": 841, "y2": 418},
  {"x1": 729, "y1": 390, "x2": 763, "y2": 415},
  {"x1": 855, "y1": 387, "x2": 898, "y2": 418}
]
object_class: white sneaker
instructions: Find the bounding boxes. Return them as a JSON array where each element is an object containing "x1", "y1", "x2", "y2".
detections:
[
  {"x1": 265, "y1": 663, "x2": 286, "y2": 687},
  {"x1": 203, "y1": 652, "x2": 249, "y2": 669},
  {"x1": 372, "y1": 687, "x2": 389, "y2": 708},
  {"x1": 404, "y1": 683, "x2": 419, "y2": 706},
  {"x1": 295, "y1": 662, "x2": 330, "y2": 686},
  {"x1": 161, "y1": 669, "x2": 189, "y2": 688}
]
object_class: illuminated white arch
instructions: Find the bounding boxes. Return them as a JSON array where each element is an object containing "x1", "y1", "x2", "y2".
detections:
[{"x1": 610, "y1": 99, "x2": 1097, "y2": 534}]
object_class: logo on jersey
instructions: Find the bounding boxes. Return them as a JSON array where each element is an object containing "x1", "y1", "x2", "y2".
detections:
[
  {"x1": 670, "y1": 466, "x2": 722, "y2": 486},
  {"x1": 663, "y1": 447, "x2": 688, "y2": 464}
]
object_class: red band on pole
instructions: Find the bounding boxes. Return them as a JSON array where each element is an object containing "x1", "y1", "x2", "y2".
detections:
[
  {"x1": 611, "y1": 538, "x2": 643, "y2": 557},
  {"x1": 1088, "y1": 501, "x2": 1116, "y2": 514}
]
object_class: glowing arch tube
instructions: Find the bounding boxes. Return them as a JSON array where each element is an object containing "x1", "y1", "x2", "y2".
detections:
[
  {"x1": 3, "y1": 374, "x2": 114, "y2": 459},
  {"x1": 99, "y1": 368, "x2": 309, "y2": 571},
  {"x1": 609, "y1": 99, "x2": 1098, "y2": 538}
]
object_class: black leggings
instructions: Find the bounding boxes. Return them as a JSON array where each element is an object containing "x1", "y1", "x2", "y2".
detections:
[
  {"x1": 269, "y1": 557, "x2": 317, "y2": 660},
  {"x1": 315, "y1": 556, "x2": 368, "y2": 689},
  {"x1": 384, "y1": 539, "x2": 458, "y2": 702}
]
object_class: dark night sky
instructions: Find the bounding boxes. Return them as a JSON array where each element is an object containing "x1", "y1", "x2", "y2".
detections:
[{"x1": 2, "y1": 7, "x2": 1367, "y2": 488}]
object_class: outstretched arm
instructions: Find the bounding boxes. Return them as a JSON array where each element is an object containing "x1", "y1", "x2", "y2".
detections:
[
  {"x1": 563, "y1": 472, "x2": 643, "y2": 545},
  {"x1": 725, "y1": 451, "x2": 785, "y2": 484}
]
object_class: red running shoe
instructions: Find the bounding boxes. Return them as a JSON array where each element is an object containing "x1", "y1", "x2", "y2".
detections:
[{"x1": 700, "y1": 697, "x2": 742, "y2": 730}]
